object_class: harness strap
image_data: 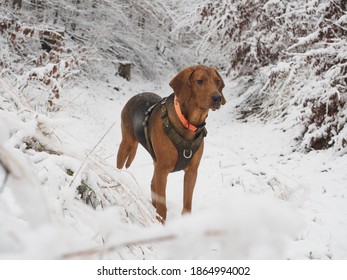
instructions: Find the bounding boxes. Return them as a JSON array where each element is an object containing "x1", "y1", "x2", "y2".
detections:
[
  {"x1": 143, "y1": 100, "x2": 163, "y2": 162},
  {"x1": 161, "y1": 100, "x2": 207, "y2": 172},
  {"x1": 143, "y1": 95, "x2": 207, "y2": 172}
]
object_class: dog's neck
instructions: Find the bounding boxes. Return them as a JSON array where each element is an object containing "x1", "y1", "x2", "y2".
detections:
[
  {"x1": 173, "y1": 96, "x2": 199, "y2": 132},
  {"x1": 170, "y1": 95, "x2": 208, "y2": 140}
]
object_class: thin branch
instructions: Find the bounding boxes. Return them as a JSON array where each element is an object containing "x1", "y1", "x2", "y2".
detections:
[
  {"x1": 0, "y1": 159, "x2": 10, "y2": 193},
  {"x1": 60, "y1": 229, "x2": 225, "y2": 259},
  {"x1": 68, "y1": 122, "x2": 116, "y2": 188},
  {"x1": 52, "y1": 91, "x2": 84, "y2": 116},
  {"x1": 60, "y1": 234, "x2": 176, "y2": 259},
  {"x1": 324, "y1": 18, "x2": 347, "y2": 32}
]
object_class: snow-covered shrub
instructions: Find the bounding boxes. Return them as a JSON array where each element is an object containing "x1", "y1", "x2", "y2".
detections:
[
  {"x1": 259, "y1": 0, "x2": 347, "y2": 152},
  {"x1": 0, "y1": 0, "x2": 196, "y2": 113},
  {"x1": 174, "y1": 0, "x2": 314, "y2": 72},
  {"x1": 0, "y1": 15, "x2": 85, "y2": 111},
  {"x1": 0, "y1": 86, "x2": 158, "y2": 259}
]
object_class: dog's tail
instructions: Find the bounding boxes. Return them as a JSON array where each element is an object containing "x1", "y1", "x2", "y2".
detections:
[{"x1": 116, "y1": 140, "x2": 138, "y2": 169}]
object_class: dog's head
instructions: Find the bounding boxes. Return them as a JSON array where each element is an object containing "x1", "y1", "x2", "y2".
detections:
[{"x1": 169, "y1": 65, "x2": 226, "y2": 111}]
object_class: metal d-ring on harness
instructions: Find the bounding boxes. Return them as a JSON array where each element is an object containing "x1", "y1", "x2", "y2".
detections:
[
  {"x1": 143, "y1": 94, "x2": 207, "y2": 173},
  {"x1": 183, "y1": 149, "x2": 193, "y2": 159}
]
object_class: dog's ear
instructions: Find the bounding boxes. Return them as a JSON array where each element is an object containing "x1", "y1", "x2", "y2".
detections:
[
  {"x1": 169, "y1": 66, "x2": 196, "y2": 104},
  {"x1": 214, "y1": 68, "x2": 226, "y2": 105}
]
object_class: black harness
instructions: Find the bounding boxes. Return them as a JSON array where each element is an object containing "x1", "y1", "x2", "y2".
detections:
[{"x1": 143, "y1": 94, "x2": 207, "y2": 172}]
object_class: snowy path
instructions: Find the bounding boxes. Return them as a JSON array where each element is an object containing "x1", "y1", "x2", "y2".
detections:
[
  {"x1": 57, "y1": 78, "x2": 347, "y2": 259},
  {"x1": 204, "y1": 119, "x2": 347, "y2": 259}
]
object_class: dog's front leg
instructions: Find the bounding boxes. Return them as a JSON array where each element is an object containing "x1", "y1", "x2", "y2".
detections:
[
  {"x1": 182, "y1": 167, "x2": 198, "y2": 215},
  {"x1": 151, "y1": 165, "x2": 170, "y2": 222}
]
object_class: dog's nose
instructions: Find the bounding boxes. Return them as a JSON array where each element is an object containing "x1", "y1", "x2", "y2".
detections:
[{"x1": 212, "y1": 95, "x2": 222, "y2": 104}]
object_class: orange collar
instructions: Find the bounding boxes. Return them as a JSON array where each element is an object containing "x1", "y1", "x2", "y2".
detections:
[{"x1": 174, "y1": 96, "x2": 199, "y2": 132}]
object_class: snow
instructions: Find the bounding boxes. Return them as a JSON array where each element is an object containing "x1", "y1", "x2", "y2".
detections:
[
  {"x1": 1, "y1": 71, "x2": 347, "y2": 260},
  {"x1": 1, "y1": 0, "x2": 347, "y2": 261}
]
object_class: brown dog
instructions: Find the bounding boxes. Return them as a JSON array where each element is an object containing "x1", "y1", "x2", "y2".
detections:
[{"x1": 117, "y1": 65, "x2": 226, "y2": 222}]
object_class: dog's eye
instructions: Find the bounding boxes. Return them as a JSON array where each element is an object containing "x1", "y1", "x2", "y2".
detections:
[{"x1": 197, "y1": 79, "x2": 204, "y2": 85}]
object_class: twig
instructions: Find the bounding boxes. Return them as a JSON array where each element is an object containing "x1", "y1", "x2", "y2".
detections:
[
  {"x1": 69, "y1": 122, "x2": 116, "y2": 188},
  {"x1": 52, "y1": 92, "x2": 84, "y2": 116},
  {"x1": 324, "y1": 18, "x2": 347, "y2": 32},
  {"x1": 60, "y1": 229, "x2": 225, "y2": 259},
  {"x1": 0, "y1": 77, "x2": 26, "y2": 111},
  {"x1": 0, "y1": 159, "x2": 10, "y2": 193},
  {"x1": 60, "y1": 234, "x2": 176, "y2": 259}
]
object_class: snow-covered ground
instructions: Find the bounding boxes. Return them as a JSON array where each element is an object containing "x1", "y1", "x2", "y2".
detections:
[{"x1": 1, "y1": 72, "x2": 347, "y2": 259}]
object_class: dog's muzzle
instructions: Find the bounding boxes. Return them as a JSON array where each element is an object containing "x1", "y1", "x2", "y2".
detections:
[{"x1": 211, "y1": 94, "x2": 222, "y2": 111}]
